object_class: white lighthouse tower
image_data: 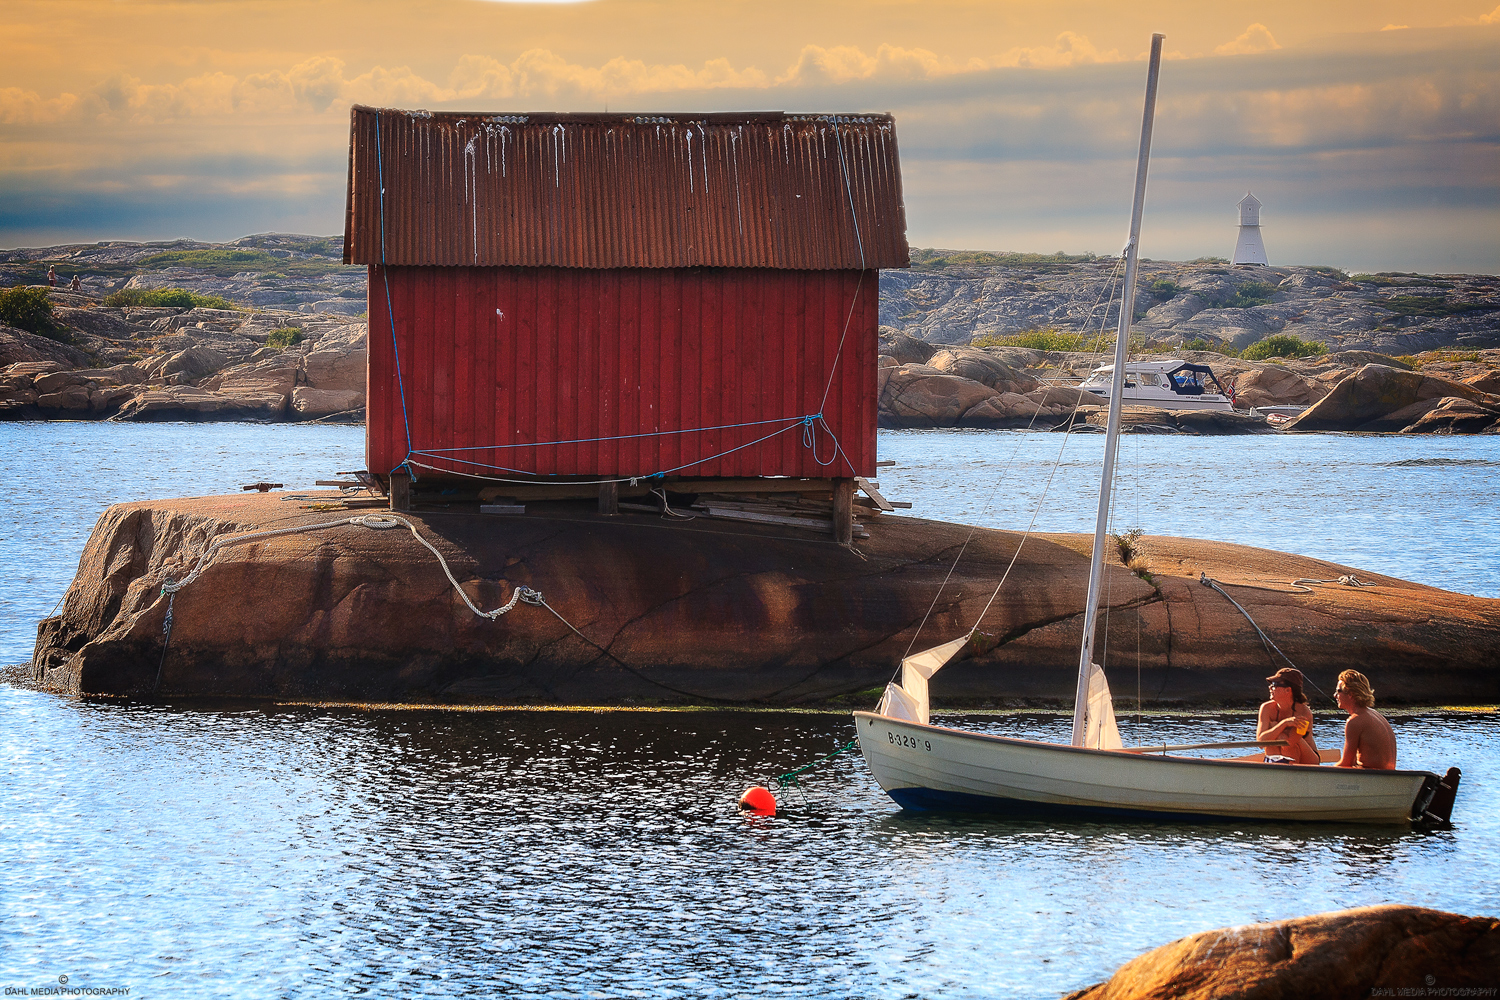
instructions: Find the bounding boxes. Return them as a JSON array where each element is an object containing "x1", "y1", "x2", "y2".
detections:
[{"x1": 1232, "y1": 191, "x2": 1268, "y2": 265}]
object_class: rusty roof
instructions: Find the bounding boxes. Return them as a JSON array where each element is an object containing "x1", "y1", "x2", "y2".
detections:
[{"x1": 343, "y1": 107, "x2": 908, "y2": 270}]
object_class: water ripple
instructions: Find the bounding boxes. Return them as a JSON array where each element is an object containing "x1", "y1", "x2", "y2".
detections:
[{"x1": 2, "y1": 693, "x2": 1496, "y2": 997}]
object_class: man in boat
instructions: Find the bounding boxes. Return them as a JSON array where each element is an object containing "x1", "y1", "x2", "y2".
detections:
[
  {"x1": 1257, "y1": 668, "x2": 1319, "y2": 764},
  {"x1": 1334, "y1": 669, "x2": 1398, "y2": 770}
]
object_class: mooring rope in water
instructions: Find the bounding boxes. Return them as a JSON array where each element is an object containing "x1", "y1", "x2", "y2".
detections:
[{"x1": 773, "y1": 738, "x2": 858, "y2": 791}]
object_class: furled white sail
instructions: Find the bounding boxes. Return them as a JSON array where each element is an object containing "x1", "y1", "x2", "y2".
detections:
[
  {"x1": 1083, "y1": 662, "x2": 1122, "y2": 750},
  {"x1": 875, "y1": 634, "x2": 971, "y2": 726}
]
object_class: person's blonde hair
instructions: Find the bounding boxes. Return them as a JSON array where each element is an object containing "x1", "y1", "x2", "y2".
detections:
[{"x1": 1338, "y1": 669, "x2": 1376, "y2": 708}]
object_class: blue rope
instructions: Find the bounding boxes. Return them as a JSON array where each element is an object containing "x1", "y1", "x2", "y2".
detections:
[
  {"x1": 374, "y1": 111, "x2": 415, "y2": 474},
  {"x1": 413, "y1": 415, "x2": 810, "y2": 454},
  {"x1": 411, "y1": 411, "x2": 859, "y2": 481}
]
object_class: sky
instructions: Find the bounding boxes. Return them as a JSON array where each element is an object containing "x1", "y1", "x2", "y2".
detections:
[{"x1": 2, "y1": 0, "x2": 1497, "y2": 273}]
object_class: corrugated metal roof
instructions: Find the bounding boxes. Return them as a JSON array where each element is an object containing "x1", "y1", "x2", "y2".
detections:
[{"x1": 344, "y1": 107, "x2": 908, "y2": 270}]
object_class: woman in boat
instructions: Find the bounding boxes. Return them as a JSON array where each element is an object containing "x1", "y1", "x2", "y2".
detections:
[{"x1": 1257, "y1": 667, "x2": 1320, "y2": 765}]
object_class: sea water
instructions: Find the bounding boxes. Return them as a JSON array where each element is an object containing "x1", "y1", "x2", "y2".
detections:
[{"x1": 2, "y1": 422, "x2": 1498, "y2": 997}]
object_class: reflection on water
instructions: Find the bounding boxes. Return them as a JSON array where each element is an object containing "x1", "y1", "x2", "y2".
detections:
[{"x1": 2, "y1": 691, "x2": 1495, "y2": 997}]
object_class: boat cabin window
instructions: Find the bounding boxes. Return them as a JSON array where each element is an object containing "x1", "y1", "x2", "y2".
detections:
[{"x1": 1171, "y1": 371, "x2": 1205, "y2": 395}]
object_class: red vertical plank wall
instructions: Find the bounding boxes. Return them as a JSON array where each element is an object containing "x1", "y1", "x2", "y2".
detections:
[{"x1": 367, "y1": 266, "x2": 876, "y2": 480}]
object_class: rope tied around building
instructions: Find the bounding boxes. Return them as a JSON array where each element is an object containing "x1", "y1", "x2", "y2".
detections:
[{"x1": 368, "y1": 111, "x2": 868, "y2": 484}]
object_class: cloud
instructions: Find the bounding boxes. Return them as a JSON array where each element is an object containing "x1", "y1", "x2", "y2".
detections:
[
  {"x1": 1381, "y1": 24, "x2": 1409, "y2": 31},
  {"x1": 1482, "y1": 5, "x2": 1500, "y2": 24},
  {"x1": 1214, "y1": 24, "x2": 1281, "y2": 57},
  {"x1": 3, "y1": 23, "x2": 1497, "y2": 273},
  {"x1": 0, "y1": 87, "x2": 87, "y2": 125},
  {"x1": 993, "y1": 31, "x2": 1124, "y2": 68}
]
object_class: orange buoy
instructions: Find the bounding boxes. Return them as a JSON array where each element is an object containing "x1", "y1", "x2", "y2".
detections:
[{"x1": 738, "y1": 785, "x2": 777, "y2": 816}]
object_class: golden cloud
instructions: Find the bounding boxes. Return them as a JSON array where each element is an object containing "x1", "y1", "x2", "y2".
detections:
[
  {"x1": 0, "y1": 87, "x2": 85, "y2": 125},
  {"x1": 1214, "y1": 24, "x2": 1281, "y2": 56},
  {"x1": 993, "y1": 31, "x2": 1124, "y2": 68}
]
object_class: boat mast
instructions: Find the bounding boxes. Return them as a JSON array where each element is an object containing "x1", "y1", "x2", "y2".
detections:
[{"x1": 1071, "y1": 33, "x2": 1165, "y2": 748}]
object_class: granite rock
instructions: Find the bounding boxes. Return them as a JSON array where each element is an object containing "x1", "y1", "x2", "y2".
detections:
[
  {"x1": 1065, "y1": 905, "x2": 1500, "y2": 1000},
  {"x1": 1287, "y1": 364, "x2": 1496, "y2": 432},
  {"x1": 29, "y1": 494, "x2": 1500, "y2": 705}
]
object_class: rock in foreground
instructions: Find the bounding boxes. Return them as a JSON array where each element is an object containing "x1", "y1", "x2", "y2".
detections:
[
  {"x1": 28, "y1": 493, "x2": 1500, "y2": 705},
  {"x1": 1066, "y1": 905, "x2": 1500, "y2": 999}
]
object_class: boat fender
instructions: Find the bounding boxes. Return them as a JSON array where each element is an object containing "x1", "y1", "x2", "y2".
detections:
[{"x1": 738, "y1": 786, "x2": 777, "y2": 816}]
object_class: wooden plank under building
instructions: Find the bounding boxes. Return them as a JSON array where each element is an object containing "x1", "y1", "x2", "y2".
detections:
[
  {"x1": 833, "y1": 478, "x2": 855, "y2": 545},
  {"x1": 389, "y1": 471, "x2": 412, "y2": 511},
  {"x1": 855, "y1": 477, "x2": 895, "y2": 512}
]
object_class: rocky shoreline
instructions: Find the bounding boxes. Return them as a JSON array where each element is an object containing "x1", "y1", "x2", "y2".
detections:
[
  {"x1": 876, "y1": 333, "x2": 1500, "y2": 434},
  {"x1": 27, "y1": 491, "x2": 1500, "y2": 706},
  {"x1": 3, "y1": 235, "x2": 1497, "y2": 432},
  {"x1": 1066, "y1": 905, "x2": 1500, "y2": 998}
]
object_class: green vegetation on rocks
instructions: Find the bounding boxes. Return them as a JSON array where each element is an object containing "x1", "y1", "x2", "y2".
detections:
[
  {"x1": 1240, "y1": 334, "x2": 1327, "y2": 361},
  {"x1": 910, "y1": 249, "x2": 1098, "y2": 272},
  {"x1": 136, "y1": 248, "x2": 351, "y2": 278},
  {"x1": 1222, "y1": 282, "x2": 1278, "y2": 309},
  {"x1": 971, "y1": 328, "x2": 1091, "y2": 352},
  {"x1": 1380, "y1": 295, "x2": 1488, "y2": 319},
  {"x1": 265, "y1": 327, "x2": 304, "y2": 349},
  {"x1": 0, "y1": 286, "x2": 68, "y2": 341},
  {"x1": 103, "y1": 287, "x2": 240, "y2": 310}
]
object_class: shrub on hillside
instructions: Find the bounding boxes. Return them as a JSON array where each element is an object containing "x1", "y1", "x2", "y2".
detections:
[
  {"x1": 265, "y1": 327, "x2": 304, "y2": 349},
  {"x1": 1240, "y1": 335, "x2": 1327, "y2": 361},
  {"x1": 971, "y1": 328, "x2": 1090, "y2": 352},
  {"x1": 1224, "y1": 282, "x2": 1277, "y2": 309},
  {"x1": 103, "y1": 287, "x2": 240, "y2": 310},
  {"x1": 0, "y1": 286, "x2": 68, "y2": 341}
]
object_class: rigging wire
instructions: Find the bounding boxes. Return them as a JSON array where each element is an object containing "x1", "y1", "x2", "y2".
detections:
[{"x1": 900, "y1": 255, "x2": 1126, "y2": 659}]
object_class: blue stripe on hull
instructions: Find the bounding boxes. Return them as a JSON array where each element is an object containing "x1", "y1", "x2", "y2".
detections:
[{"x1": 885, "y1": 786, "x2": 1277, "y2": 824}]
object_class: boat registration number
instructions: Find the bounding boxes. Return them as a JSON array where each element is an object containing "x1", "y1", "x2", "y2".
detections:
[{"x1": 888, "y1": 732, "x2": 931, "y2": 752}]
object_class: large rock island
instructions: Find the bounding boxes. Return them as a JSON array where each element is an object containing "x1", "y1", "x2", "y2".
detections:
[{"x1": 29, "y1": 491, "x2": 1500, "y2": 706}]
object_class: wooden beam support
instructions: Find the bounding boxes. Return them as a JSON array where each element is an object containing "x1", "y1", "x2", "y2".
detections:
[
  {"x1": 389, "y1": 472, "x2": 412, "y2": 512},
  {"x1": 598, "y1": 481, "x2": 619, "y2": 516},
  {"x1": 833, "y1": 478, "x2": 855, "y2": 545}
]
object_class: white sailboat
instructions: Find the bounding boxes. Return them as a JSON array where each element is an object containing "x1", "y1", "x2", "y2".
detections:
[{"x1": 854, "y1": 35, "x2": 1459, "y2": 826}]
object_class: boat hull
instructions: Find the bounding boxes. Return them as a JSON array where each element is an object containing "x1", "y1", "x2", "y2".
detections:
[
  {"x1": 1081, "y1": 388, "x2": 1235, "y2": 412},
  {"x1": 853, "y1": 712, "x2": 1435, "y2": 824}
]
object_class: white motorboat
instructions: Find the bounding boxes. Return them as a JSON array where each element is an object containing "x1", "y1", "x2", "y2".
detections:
[
  {"x1": 1079, "y1": 359, "x2": 1236, "y2": 412},
  {"x1": 854, "y1": 35, "x2": 1460, "y2": 826}
]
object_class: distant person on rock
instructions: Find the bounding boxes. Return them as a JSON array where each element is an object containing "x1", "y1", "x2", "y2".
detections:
[
  {"x1": 1257, "y1": 667, "x2": 1320, "y2": 764},
  {"x1": 47, "y1": 265, "x2": 57, "y2": 287},
  {"x1": 1335, "y1": 669, "x2": 1397, "y2": 770},
  {"x1": 70, "y1": 274, "x2": 81, "y2": 291}
]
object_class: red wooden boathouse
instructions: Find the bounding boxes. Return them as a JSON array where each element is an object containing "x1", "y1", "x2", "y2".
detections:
[{"x1": 343, "y1": 107, "x2": 909, "y2": 514}]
